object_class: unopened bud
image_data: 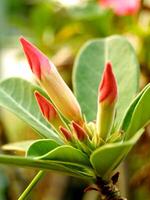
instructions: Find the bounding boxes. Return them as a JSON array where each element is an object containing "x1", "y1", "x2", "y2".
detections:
[
  {"x1": 35, "y1": 91, "x2": 64, "y2": 133},
  {"x1": 96, "y1": 62, "x2": 118, "y2": 141},
  {"x1": 72, "y1": 121, "x2": 87, "y2": 141},
  {"x1": 59, "y1": 126, "x2": 72, "y2": 141},
  {"x1": 20, "y1": 37, "x2": 83, "y2": 124}
]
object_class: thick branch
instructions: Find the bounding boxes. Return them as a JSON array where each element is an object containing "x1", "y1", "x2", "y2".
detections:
[{"x1": 96, "y1": 176, "x2": 127, "y2": 200}]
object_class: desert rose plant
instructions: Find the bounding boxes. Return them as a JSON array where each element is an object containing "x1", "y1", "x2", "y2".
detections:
[{"x1": 0, "y1": 35, "x2": 150, "y2": 200}]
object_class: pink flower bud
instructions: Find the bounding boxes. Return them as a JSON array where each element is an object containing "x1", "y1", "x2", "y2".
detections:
[
  {"x1": 59, "y1": 126, "x2": 72, "y2": 141},
  {"x1": 20, "y1": 37, "x2": 50, "y2": 80},
  {"x1": 20, "y1": 37, "x2": 83, "y2": 124},
  {"x1": 72, "y1": 121, "x2": 87, "y2": 141},
  {"x1": 99, "y1": 0, "x2": 140, "y2": 16},
  {"x1": 99, "y1": 62, "x2": 117, "y2": 104},
  {"x1": 35, "y1": 91, "x2": 64, "y2": 132},
  {"x1": 96, "y1": 62, "x2": 118, "y2": 141}
]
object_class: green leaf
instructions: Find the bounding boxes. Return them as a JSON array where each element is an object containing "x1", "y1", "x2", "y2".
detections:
[
  {"x1": 90, "y1": 129, "x2": 144, "y2": 178},
  {"x1": 90, "y1": 143, "x2": 131, "y2": 178},
  {"x1": 27, "y1": 140, "x2": 91, "y2": 170},
  {"x1": 73, "y1": 36, "x2": 139, "y2": 125},
  {"x1": 0, "y1": 78, "x2": 61, "y2": 143},
  {"x1": 34, "y1": 145, "x2": 91, "y2": 168},
  {"x1": 2, "y1": 140, "x2": 35, "y2": 153},
  {"x1": 120, "y1": 84, "x2": 150, "y2": 133},
  {"x1": 123, "y1": 84, "x2": 150, "y2": 140},
  {"x1": 27, "y1": 139, "x2": 60, "y2": 157},
  {"x1": 0, "y1": 154, "x2": 95, "y2": 180}
]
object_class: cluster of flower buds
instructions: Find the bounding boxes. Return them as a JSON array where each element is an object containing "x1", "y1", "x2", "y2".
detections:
[
  {"x1": 20, "y1": 37, "x2": 118, "y2": 153},
  {"x1": 99, "y1": 0, "x2": 140, "y2": 16}
]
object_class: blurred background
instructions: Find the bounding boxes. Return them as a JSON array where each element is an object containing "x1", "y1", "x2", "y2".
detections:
[{"x1": 0, "y1": 0, "x2": 150, "y2": 199}]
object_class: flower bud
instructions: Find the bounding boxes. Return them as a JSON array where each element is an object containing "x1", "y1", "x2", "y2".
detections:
[
  {"x1": 20, "y1": 37, "x2": 50, "y2": 80},
  {"x1": 96, "y1": 62, "x2": 118, "y2": 141},
  {"x1": 35, "y1": 91, "x2": 64, "y2": 133},
  {"x1": 99, "y1": 0, "x2": 140, "y2": 16},
  {"x1": 20, "y1": 37, "x2": 83, "y2": 124},
  {"x1": 72, "y1": 121, "x2": 87, "y2": 141},
  {"x1": 59, "y1": 126, "x2": 72, "y2": 141}
]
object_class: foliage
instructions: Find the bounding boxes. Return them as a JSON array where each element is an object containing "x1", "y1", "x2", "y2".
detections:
[{"x1": 0, "y1": 35, "x2": 150, "y2": 199}]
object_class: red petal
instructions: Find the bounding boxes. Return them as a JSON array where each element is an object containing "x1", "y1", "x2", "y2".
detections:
[
  {"x1": 20, "y1": 37, "x2": 50, "y2": 79},
  {"x1": 72, "y1": 121, "x2": 87, "y2": 141},
  {"x1": 99, "y1": 62, "x2": 117, "y2": 103},
  {"x1": 59, "y1": 126, "x2": 72, "y2": 141},
  {"x1": 35, "y1": 92, "x2": 56, "y2": 121}
]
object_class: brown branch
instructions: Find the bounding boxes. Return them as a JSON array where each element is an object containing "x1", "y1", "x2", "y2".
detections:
[{"x1": 96, "y1": 176, "x2": 127, "y2": 200}]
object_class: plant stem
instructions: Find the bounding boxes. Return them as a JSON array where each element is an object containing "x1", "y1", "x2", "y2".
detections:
[
  {"x1": 96, "y1": 177, "x2": 127, "y2": 200},
  {"x1": 18, "y1": 170, "x2": 45, "y2": 200}
]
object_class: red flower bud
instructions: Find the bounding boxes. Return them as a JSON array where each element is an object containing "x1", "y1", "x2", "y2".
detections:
[
  {"x1": 99, "y1": 62, "x2": 117, "y2": 104},
  {"x1": 20, "y1": 37, "x2": 83, "y2": 124},
  {"x1": 96, "y1": 62, "x2": 118, "y2": 141},
  {"x1": 59, "y1": 126, "x2": 72, "y2": 141},
  {"x1": 72, "y1": 121, "x2": 87, "y2": 141},
  {"x1": 35, "y1": 92, "x2": 56, "y2": 121},
  {"x1": 35, "y1": 91, "x2": 64, "y2": 132},
  {"x1": 20, "y1": 37, "x2": 50, "y2": 80}
]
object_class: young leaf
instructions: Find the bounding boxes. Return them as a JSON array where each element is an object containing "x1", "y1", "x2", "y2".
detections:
[
  {"x1": 90, "y1": 142, "x2": 131, "y2": 178},
  {"x1": 120, "y1": 84, "x2": 150, "y2": 134},
  {"x1": 0, "y1": 78, "x2": 62, "y2": 143},
  {"x1": 28, "y1": 145, "x2": 91, "y2": 168},
  {"x1": 26, "y1": 139, "x2": 60, "y2": 157},
  {"x1": 90, "y1": 129, "x2": 144, "y2": 178},
  {"x1": 123, "y1": 84, "x2": 150, "y2": 140},
  {"x1": 73, "y1": 36, "x2": 139, "y2": 125}
]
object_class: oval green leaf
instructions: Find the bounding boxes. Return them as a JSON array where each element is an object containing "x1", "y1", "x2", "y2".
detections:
[
  {"x1": 90, "y1": 129, "x2": 144, "y2": 178},
  {"x1": 27, "y1": 139, "x2": 60, "y2": 157},
  {"x1": 0, "y1": 78, "x2": 61, "y2": 143},
  {"x1": 90, "y1": 142, "x2": 132, "y2": 178},
  {"x1": 35, "y1": 145, "x2": 91, "y2": 168},
  {"x1": 73, "y1": 36, "x2": 139, "y2": 125},
  {"x1": 120, "y1": 84, "x2": 150, "y2": 133},
  {"x1": 124, "y1": 84, "x2": 150, "y2": 140}
]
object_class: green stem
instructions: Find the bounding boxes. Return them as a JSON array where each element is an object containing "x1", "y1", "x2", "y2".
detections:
[{"x1": 18, "y1": 170, "x2": 45, "y2": 200}]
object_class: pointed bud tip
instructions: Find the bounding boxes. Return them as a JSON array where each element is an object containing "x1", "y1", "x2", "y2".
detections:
[
  {"x1": 19, "y1": 36, "x2": 50, "y2": 80},
  {"x1": 34, "y1": 91, "x2": 56, "y2": 121},
  {"x1": 72, "y1": 121, "x2": 87, "y2": 141},
  {"x1": 99, "y1": 62, "x2": 117, "y2": 103},
  {"x1": 59, "y1": 126, "x2": 72, "y2": 141},
  {"x1": 19, "y1": 36, "x2": 29, "y2": 46}
]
